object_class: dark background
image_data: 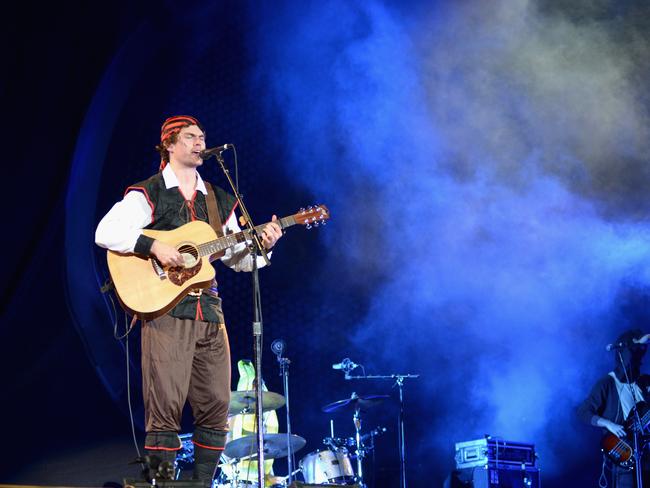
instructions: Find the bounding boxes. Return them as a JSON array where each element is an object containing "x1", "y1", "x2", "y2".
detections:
[
  {"x1": 2, "y1": 1, "x2": 398, "y2": 485},
  {"x1": 4, "y1": 1, "x2": 649, "y2": 487}
]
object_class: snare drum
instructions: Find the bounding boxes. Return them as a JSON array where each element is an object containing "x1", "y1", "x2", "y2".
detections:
[{"x1": 299, "y1": 448, "x2": 355, "y2": 484}]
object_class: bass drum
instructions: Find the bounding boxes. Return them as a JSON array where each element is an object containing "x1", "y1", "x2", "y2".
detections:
[
  {"x1": 299, "y1": 448, "x2": 355, "y2": 484},
  {"x1": 214, "y1": 481, "x2": 258, "y2": 488},
  {"x1": 214, "y1": 474, "x2": 285, "y2": 488}
]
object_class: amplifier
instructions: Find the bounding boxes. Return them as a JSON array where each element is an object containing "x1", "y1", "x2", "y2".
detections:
[
  {"x1": 289, "y1": 483, "x2": 360, "y2": 488},
  {"x1": 447, "y1": 465, "x2": 540, "y2": 488},
  {"x1": 454, "y1": 437, "x2": 536, "y2": 469}
]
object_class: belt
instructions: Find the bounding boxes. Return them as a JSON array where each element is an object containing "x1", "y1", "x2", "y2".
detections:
[{"x1": 187, "y1": 287, "x2": 219, "y2": 298}]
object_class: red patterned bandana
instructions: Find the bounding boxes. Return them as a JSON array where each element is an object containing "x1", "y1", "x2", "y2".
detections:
[{"x1": 159, "y1": 115, "x2": 202, "y2": 170}]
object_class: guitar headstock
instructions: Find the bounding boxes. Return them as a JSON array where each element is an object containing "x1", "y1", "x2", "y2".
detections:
[{"x1": 294, "y1": 204, "x2": 330, "y2": 229}]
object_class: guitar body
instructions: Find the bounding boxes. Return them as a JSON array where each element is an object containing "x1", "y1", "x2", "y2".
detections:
[
  {"x1": 601, "y1": 432, "x2": 633, "y2": 466},
  {"x1": 601, "y1": 400, "x2": 650, "y2": 467},
  {"x1": 107, "y1": 221, "x2": 218, "y2": 320},
  {"x1": 105, "y1": 204, "x2": 330, "y2": 320}
]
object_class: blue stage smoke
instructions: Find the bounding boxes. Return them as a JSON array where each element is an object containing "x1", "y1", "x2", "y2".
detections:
[{"x1": 247, "y1": 0, "x2": 650, "y2": 475}]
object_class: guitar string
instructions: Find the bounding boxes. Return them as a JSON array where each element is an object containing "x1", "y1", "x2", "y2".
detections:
[
  {"x1": 174, "y1": 213, "x2": 317, "y2": 261},
  {"x1": 158, "y1": 211, "x2": 321, "y2": 257},
  {"x1": 193, "y1": 217, "x2": 298, "y2": 256}
]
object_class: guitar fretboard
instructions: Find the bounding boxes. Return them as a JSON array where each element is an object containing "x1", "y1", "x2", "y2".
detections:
[
  {"x1": 196, "y1": 216, "x2": 295, "y2": 257},
  {"x1": 632, "y1": 405, "x2": 650, "y2": 433}
]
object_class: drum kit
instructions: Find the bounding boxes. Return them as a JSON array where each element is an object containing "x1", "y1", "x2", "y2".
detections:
[{"x1": 176, "y1": 390, "x2": 388, "y2": 487}]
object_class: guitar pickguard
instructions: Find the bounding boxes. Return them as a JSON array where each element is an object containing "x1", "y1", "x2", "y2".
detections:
[{"x1": 167, "y1": 259, "x2": 202, "y2": 286}]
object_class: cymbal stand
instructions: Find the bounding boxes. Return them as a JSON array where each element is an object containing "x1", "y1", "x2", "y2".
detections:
[
  {"x1": 273, "y1": 339, "x2": 295, "y2": 485},
  {"x1": 353, "y1": 404, "x2": 366, "y2": 488},
  {"x1": 345, "y1": 372, "x2": 419, "y2": 488},
  {"x1": 211, "y1": 148, "x2": 271, "y2": 488}
]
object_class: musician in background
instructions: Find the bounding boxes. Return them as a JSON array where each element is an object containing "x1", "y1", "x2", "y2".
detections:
[
  {"x1": 95, "y1": 115, "x2": 282, "y2": 482},
  {"x1": 577, "y1": 328, "x2": 650, "y2": 488}
]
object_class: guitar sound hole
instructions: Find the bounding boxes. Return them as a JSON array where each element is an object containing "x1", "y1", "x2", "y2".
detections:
[
  {"x1": 167, "y1": 245, "x2": 202, "y2": 286},
  {"x1": 178, "y1": 244, "x2": 199, "y2": 268}
]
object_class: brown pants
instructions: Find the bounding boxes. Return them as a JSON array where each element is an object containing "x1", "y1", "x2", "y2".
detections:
[{"x1": 141, "y1": 313, "x2": 231, "y2": 433}]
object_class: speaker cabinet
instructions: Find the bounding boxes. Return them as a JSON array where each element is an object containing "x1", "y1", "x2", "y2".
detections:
[
  {"x1": 448, "y1": 465, "x2": 540, "y2": 488},
  {"x1": 288, "y1": 482, "x2": 360, "y2": 488}
]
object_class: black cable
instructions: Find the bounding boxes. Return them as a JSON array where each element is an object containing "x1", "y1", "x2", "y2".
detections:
[
  {"x1": 97, "y1": 264, "x2": 144, "y2": 470},
  {"x1": 110, "y1": 294, "x2": 137, "y2": 340},
  {"x1": 232, "y1": 145, "x2": 239, "y2": 193},
  {"x1": 124, "y1": 315, "x2": 143, "y2": 461}
]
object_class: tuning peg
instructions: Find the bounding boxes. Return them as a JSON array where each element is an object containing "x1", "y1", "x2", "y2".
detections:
[
  {"x1": 306, "y1": 224, "x2": 312, "y2": 230},
  {"x1": 308, "y1": 205, "x2": 313, "y2": 211},
  {"x1": 300, "y1": 207, "x2": 305, "y2": 213},
  {"x1": 313, "y1": 222, "x2": 320, "y2": 227}
]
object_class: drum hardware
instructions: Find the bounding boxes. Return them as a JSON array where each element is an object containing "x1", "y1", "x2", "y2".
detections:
[
  {"x1": 229, "y1": 390, "x2": 286, "y2": 416},
  {"x1": 333, "y1": 361, "x2": 419, "y2": 488},
  {"x1": 323, "y1": 437, "x2": 355, "y2": 450},
  {"x1": 174, "y1": 433, "x2": 195, "y2": 479},
  {"x1": 215, "y1": 458, "x2": 295, "y2": 488},
  {"x1": 323, "y1": 425, "x2": 387, "y2": 453},
  {"x1": 321, "y1": 393, "x2": 389, "y2": 413},
  {"x1": 320, "y1": 393, "x2": 388, "y2": 488},
  {"x1": 271, "y1": 338, "x2": 297, "y2": 486},
  {"x1": 224, "y1": 433, "x2": 307, "y2": 461},
  {"x1": 220, "y1": 386, "x2": 289, "y2": 488},
  {"x1": 353, "y1": 404, "x2": 364, "y2": 486}
]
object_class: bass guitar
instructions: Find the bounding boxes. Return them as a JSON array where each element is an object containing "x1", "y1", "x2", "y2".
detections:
[
  {"x1": 601, "y1": 400, "x2": 650, "y2": 467},
  {"x1": 106, "y1": 205, "x2": 330, "y2": 319}
]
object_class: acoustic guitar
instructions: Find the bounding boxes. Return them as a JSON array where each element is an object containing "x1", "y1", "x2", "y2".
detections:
[{"x1": 106, "y1": 205, "x2": 330, "y2": 319}]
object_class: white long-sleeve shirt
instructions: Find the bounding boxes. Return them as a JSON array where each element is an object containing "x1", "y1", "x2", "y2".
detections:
[{"x1": 95, "y1": 165, "x2": 270, "y2": 272}]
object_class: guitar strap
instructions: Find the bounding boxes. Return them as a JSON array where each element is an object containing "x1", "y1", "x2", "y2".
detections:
[{"x1": 205, "y1": 183, "x2": 224, "y2": 238}]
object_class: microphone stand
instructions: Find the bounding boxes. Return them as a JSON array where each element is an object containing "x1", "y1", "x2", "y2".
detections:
[
  {"x1": 212, "y1": 148, "x2": 271, "y2": 488},
  {"x1": 274, "y1": 346, "x2": 294, "y2": 485},
  {"x1": 345, "y1": 371, "x2": 419, "y2": 488},
  {"x1": 616, "y1": 350, "x2": 644, "y2": 488}
]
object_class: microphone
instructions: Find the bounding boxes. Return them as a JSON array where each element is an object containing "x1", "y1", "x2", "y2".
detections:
[
  {"x1": 200, "y1": 144, "x2": 232, "y2": 159},
  {"x1": 332, "y1": 358, "x2": 358, "y2": 370},
  {"x1": 271, "y1": 339, "x2": 286, "y2": 357}
]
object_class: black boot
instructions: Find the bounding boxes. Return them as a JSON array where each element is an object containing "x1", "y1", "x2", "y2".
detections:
[
  {"x1": 192, "y1": 426, "x2": 227, "y2": 484},
  {"x1": 144, "y1": 431, "x2": 181, "y2": 481}
]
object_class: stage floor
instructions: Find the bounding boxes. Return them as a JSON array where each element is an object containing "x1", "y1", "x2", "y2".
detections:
[{"x1": 3, "y1": 437, "x2": 141, "y2": 487}]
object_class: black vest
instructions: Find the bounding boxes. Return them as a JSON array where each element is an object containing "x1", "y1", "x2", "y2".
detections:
[{"x1": 127, "y1": 172, "x2": 236, "y2": 322}]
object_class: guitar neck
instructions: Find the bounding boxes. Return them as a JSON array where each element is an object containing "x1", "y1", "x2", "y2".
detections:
[
  {"x1": 632, "y1": 407, "x2": 650, "y2": 432},
  {"x1": 197, "y1": 215, "x2": 296, "y2": 257}
]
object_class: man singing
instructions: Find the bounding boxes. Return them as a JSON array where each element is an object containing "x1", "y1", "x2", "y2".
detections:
[{"x1": 95, "y1": 115, "x2": 282, "y2": 482}]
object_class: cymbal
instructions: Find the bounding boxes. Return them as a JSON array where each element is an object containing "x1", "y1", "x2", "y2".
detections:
[
  {"x1": 224, "y1": 433, "x2": 306, "y2": 460},
  {"x1": 322, "y1": 393, "x2": 390, "y2": 413},
  {"x1": 229, "y1": 390, "x2": 285, "y2": 415}
]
